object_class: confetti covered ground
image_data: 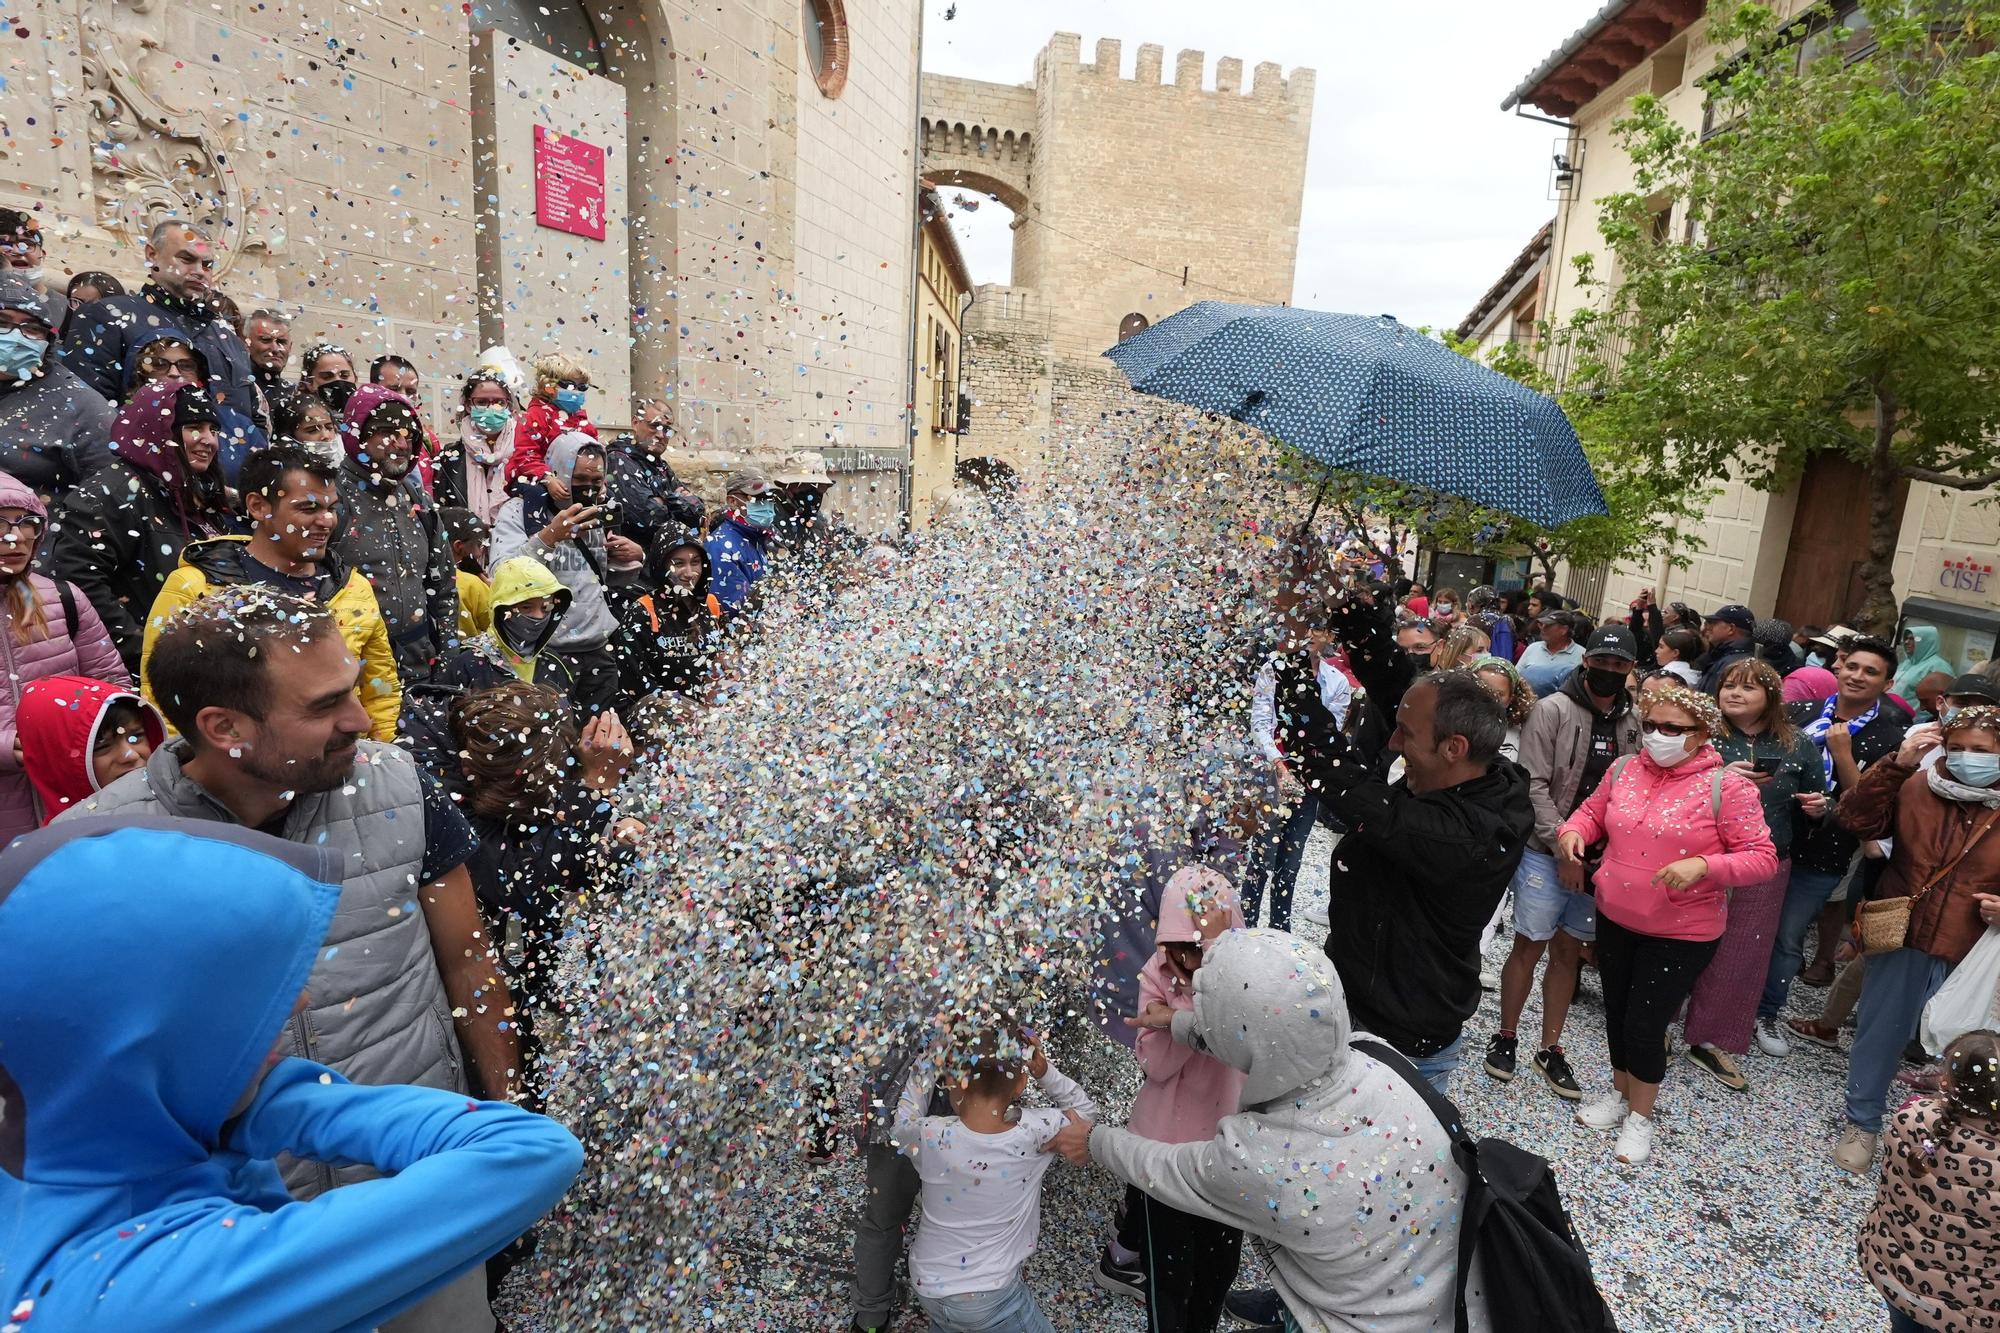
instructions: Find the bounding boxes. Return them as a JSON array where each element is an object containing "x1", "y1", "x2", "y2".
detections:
[{"x1": 513, "y1": 823, "x2": 1883, "y2": 1333}]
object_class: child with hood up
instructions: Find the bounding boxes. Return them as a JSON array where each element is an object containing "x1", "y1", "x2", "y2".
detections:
[
  {"x1": 612, "y1": 526, "x2": 724, "y2": 708},
  {"x1": 16, "y1": 675, "x2": 163, "y2": 824},
  {"x1": 1096, "y1": 866, "x2": 1248, "y2": 1331}
]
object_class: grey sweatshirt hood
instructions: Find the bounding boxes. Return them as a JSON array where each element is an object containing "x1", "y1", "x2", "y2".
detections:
[{"x1": 1190, "y1": 928, "x2": 1353, "y2": 1109}]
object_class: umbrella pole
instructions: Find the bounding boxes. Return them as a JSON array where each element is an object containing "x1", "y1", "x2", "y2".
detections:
[{"x1": 1300, "y1": 470, "x2": 1333, "y2": 533}]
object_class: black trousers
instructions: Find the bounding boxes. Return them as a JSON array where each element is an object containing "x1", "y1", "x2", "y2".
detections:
[
  {"x1": 1115, "y1": 1184, "x2": 1243, "y2": 1333},
  {"x1": 1595, "y1": 913, "x2": 1719, "y2": 1083}
]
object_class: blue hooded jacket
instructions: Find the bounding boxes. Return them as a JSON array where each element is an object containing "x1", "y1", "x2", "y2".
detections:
[{"x1": 0, "y1": 818, "x2": 584, "y2": 1332}]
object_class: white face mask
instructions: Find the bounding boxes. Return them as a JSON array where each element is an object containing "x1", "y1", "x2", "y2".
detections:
[{"x1": 1644, "y1": 730, "x2": 1697, "y2": 767}]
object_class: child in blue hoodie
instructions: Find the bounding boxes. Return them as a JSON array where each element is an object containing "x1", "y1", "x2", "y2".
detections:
[{"x1": 0, "y1": 817, "x2": 585, "y2": 1333}]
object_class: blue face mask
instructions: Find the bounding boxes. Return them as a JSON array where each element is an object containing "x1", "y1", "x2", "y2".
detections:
[
  {"x1": 744, "y1": 499, "x2": 778, "y2": 529},
  {"x1": 468, "y1": 405, "x2": 510, "y2": 435},
  {"x1": 1948, "y1": 751, "x2": 2000, "y2": 788},
  {"x1": 0, "y1": 329, "x2": 45, "y2": 382},
  {"x1": 553, "y1": 388, "x2": 587, "y2": 415},
  {"x1": 1806, "y1": 651, "x2": 1829, "y2": 668}
]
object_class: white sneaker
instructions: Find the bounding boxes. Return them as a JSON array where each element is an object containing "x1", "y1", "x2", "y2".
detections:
[
  {"x1": 1575, "y1": 1092, "x2": 1629, "y2": 1130},
  {"x1": 1479, "y1": 966, "x2": 1499, "y2": 991},
  {"x1": 1614, "y1": 1112, "x2": 1654, "y2": 1165},
  {"x1": 1754, "y1": 1016, "x2": 1791, "y2": 1058},
  {"x1": 1299, "y1": 902, "x2": 1329, "y2": 927}
]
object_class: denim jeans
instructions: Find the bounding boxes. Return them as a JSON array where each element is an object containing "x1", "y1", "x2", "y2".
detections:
[
  {"x1": 1758, "y1": 867, "x2": 1847, "y2": 1019},
  {"x1": 1846, "y1": 946, "x2": 1951, "y2": 1133},
  {"x1": 1243, "y1": 793, "x2": 1318, "y2": 930},
  {"x1": 1405, "y1": 1031, "x2": 1467, "y2": 1096},
  {"x1": 1887, "y1": 1298, "x2": 1933, "y2": 1332},
  {"x1": 916, "y1": 1274, "x2": 1058, "y2": 1333}
]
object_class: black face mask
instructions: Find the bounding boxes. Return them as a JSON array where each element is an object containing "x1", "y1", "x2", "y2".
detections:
[
  {"x1": 500, "y1": 610, "x2": 549, "y2": 654},
  {"x1": 317, "y1": 380, "x2": 357, "y2": 413},
  {"x1": 571, "y1": 485, "x2": 605, "y2": 507},
  {"x1": 1585, "y1": 666, "x2": 1629, "y2": 699}
]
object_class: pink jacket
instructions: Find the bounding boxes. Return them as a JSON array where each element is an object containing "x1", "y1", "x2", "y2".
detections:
[
  {"x1": 0, "y1": 474, "x2": 131, "y2": 844},
  {"x1": 1129, "y1": 867, "x2": 1247, "y2": 1144},
  {"x1": 1559, "y1": 747, "x2": 1776, "y2": 941}
]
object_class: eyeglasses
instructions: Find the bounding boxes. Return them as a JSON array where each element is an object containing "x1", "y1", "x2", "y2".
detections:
[
  {"x1": 1642, "y1": 720, "x2": 1698, "y2": 737},
  {"x1": 556, "y1": 379, "x2": 588, "y2": 390},
  {"x1": 0, "y1": 514, "x2": 46, "y2": 535},
  {"x1": 0, "y1": 314, "x2": 50, "y2": 342}
]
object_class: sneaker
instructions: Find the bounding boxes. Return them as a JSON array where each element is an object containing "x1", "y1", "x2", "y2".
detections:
[
  {"x1": 1833, "y1": 1125, "x2": 1880, "y2": 1174},
  {"x1": 1483, "y1": 1032, "x2": 1518, "y2": 1082},
  {"x1": 1299, "y1": 901, "x2": 1329, "y2": 927},
  {"x1": 1092, "y1": 1247, "x2": 1145, "y2": 1303},
  {"x1": 1576, "y1": 1091, "x2": 1630, "y2": 1130},
  {"x1": 1479, "y1": 965, "x2": 1499, "y2": 991},
  {"x1": 1223, "y1": 1286, "x2": 1284, "y2": 1326},
  {"x1": 1614, "y1": 1112, "x2": 1654, "y2": 1165},
  {"x1": 1534, "y1": 1045, "x2": 1582, "y2": 1100},
  {"x1": 1754, "y1": 1016, "x2": 1791, "y2": 1058},
  {"x1": 1686, "y1": 1044, "x2": 1749, "y2": 1091},
  {"x1": 1784, "y1": 1016, "x2": 1839, "y2": 1049}
]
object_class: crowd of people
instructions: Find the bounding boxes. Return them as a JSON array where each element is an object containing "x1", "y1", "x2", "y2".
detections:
[{"x1": 3, "y1": 203, "x2": 1995, "y2": 1333}]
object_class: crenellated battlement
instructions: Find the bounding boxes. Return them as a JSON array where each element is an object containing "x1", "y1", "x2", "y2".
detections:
[{"x1": 1039, "y1": 30, "x2": 1314, "y2": 103}]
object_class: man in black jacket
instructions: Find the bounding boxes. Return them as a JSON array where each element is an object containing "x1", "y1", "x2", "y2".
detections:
[
  {"x1": 1294, "y1": 596, "x2": 1535, "y2": 1093},
  {"x1": 608, "y1": 401, "x2": 704, "y2": 548},
  {"x1": 59, "y1": 220, "x2": 260, "y2": 423}
]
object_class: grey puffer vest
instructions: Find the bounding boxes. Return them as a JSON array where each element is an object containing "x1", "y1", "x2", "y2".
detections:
[{"x1": 56, "y1": 738, "x2": 467, "y2": 1195}]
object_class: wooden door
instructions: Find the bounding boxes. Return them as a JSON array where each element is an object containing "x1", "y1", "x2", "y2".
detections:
[{"x1": 1774, "y1": 453, "x2": 1903, "y2": 629}]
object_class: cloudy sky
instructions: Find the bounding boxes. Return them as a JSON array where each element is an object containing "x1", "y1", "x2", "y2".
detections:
[{"x1": 920, "y1": 0, "x2": 1606, "y2": 331}]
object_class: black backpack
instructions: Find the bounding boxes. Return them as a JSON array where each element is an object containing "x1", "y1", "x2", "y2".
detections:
[{"x1": 1351, "y1": 1038, "x2": 1619, "y2": 1333}]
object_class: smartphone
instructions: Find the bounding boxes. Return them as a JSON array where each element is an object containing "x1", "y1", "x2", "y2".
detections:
[
  {"x1": 597, "y1": 501, "x2": 622, "y2": 530},
  {"x1": 1753, "y1": 754, "x2": 1781, "y2": 775}
]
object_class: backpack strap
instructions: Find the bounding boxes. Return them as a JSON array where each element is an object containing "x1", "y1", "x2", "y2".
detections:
[
  {"x1": 56, "y1": 579, "x2": 78, "y2": 641},
  {"x1": 1710, "y1": 767, "x2": 1723, "y2": 819},
  {"x1": 638, "y1": 594, "x2": 659, "y2": 634},
  {"x1": 1350, "y1": 1038, "x2": 1477, "y2": 1333}
]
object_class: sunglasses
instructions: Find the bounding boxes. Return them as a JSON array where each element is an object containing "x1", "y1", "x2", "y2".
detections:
[{"x1": 1642, "y1": 720, "x2": 1699, "y2": 737}]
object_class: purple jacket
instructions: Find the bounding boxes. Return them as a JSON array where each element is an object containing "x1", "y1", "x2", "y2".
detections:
[{"x1": 0, "y1": 471, "x2": 131, "y2": 843}]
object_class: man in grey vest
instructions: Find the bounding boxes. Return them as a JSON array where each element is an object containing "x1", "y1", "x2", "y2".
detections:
[{"x1": 58, "y1": 585, "x2": 519, "y2": 1333}]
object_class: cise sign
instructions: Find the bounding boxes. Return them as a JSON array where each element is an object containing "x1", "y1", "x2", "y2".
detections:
[
  {"x1": 1939, "y1": 556, "x2": 1995, "y2": 597},
  {"x1": 533, "y1": 125, "x2": 606, "y2": 241}
]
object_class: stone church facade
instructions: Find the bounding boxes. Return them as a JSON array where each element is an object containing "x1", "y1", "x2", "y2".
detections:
[{"x1": 3, "y1": 0, "x2": 921, "y2": 528}]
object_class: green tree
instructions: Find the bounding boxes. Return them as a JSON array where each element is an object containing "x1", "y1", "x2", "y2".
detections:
[{"x1": 1557, "y1": 0, "x2": 2000, "y2": 633}]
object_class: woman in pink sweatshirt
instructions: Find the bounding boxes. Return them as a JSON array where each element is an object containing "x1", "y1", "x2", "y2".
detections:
[
  {"x1": 1557, "y1": 684, "x2": 1775, "y2": 1168},
  {"x1": 1096, "y1": 865, "x2": 1247, "y2": 1332}
]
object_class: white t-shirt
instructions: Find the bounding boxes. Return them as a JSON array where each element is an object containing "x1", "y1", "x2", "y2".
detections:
[{"x1": 890, "y1": 1062, "x2": 1099, "y2": 1298}]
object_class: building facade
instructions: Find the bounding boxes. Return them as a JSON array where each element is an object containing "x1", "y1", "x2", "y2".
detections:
[
  {"x1": 909, "y1": 186, "x2": 970, "y2": 528},
  {"x1": 3, "y1": 0, "x2": 919, "y2": 521},
  {"x1": 1504, "y1": 0, "x2": 2000, "y2": 657},
  {"x1": 920, "y1": 33, "x2": 1315, "y2": 478}
]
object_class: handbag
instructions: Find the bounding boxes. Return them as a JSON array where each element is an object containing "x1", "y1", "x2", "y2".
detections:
[{"x1": 1855, "y1": 808, "x2": 2000, "y2": 956}]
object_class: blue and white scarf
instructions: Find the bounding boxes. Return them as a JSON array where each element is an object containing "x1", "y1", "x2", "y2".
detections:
[{"x1": 1803, "y1": 695, "x2": 1878, "y2": 784}]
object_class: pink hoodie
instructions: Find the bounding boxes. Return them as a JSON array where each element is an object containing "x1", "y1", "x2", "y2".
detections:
[
  {"x1": 1559, "y1": 746, "x2": 1777, "y2": 941},
  {"x1": 1128, "y1": 866, "x2": 1248, "y2": 1143}
]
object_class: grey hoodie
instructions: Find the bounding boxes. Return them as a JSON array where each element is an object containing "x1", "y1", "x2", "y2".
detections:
[
  {"x1": 490, "y1": 429, "x2": 618, "y2": 651},
  {"x1": 1089, "y1": 929, "x2": 1491, "y2": 1333}
]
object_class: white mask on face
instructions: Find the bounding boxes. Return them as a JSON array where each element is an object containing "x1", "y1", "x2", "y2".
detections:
[{"x1": 1644, "y1": 730, "x2": 1697, "y2": 767}]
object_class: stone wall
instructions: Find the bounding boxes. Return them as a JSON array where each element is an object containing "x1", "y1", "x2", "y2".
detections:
[
  {"x1": 1, "y1": 0, "x2": 919, "y2": 483},
  {"x1": 922, "y1": 32, "x2": 1313, "y2": 483}
]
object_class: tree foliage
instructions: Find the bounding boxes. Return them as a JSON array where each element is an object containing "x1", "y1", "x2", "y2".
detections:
[{"x1": 1553, "y1": 0, "x2": 2000, "y2": 632}]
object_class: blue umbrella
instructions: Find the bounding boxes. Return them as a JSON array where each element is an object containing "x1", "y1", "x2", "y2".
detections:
[{"x1": 1104, "y1": 301, "x2": 1608, "y2": 528}]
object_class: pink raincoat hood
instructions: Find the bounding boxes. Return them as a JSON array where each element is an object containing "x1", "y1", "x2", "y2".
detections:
[
  {"x1": 0, "y1": 468, "x2": 47, "y2": 519},
  {"x1": 1128, "y1": 865, "x2": 1248, "y2": 1144}
]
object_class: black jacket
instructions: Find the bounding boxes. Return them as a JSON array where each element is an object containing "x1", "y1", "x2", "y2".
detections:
[
  {"x1": 1302, "y1": 596, "x2": 1534, "y2": 1054},
  {"x1": 607, "y1": 440, "x2": 703, "y2": 545},
  {"x1": 47, "y1": 460, "x2": 235, "y2": 672},
  {"x1": 1697, "y1": 636, "x2": 1756, "y2": 694},
  {"x1": 59, "y1": 285, "x2": 260, "y2": 423},
  {"x1": 1786, "y1": 696, "x2": 1909, "y2": 876}
]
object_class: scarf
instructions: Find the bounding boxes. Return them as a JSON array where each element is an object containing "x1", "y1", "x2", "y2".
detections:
[
  {"x1": 458, "y1": 416, "x2": 516, "y2": 524},
  {"x1": 1926, "y1": 760, "x2": 2000, "y2": 809},
  {"x1": 1804, "y1": 695, "x2": 1879, "y2": 784}
]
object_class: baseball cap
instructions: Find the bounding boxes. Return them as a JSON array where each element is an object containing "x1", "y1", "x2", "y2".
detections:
[
  {"x1": 1704, "y1": 604, "x2": 1756, "y2": 634},
  {"x1": 1945, "y1": 674, "x2": 2000, "y2": 706},
  {"x1": 723, "y1": 466, "x2": 772, "y2": 498},
  {"x1": 1583, "y1": 624, "x2": 1638, "y2": 662}
]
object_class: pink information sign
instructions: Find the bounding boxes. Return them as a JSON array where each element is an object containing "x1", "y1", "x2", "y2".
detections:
[{"x1": 533, "y1": 125, "x2": 606, "y2": 241}]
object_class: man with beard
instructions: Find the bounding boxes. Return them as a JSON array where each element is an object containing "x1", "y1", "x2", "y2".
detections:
[
  {"x1": 331, "y1": 383, "x2": 459, "y2": 682},
  {"x1": 58, "y1": 585, "x2": 517, "y2": 1333}
]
